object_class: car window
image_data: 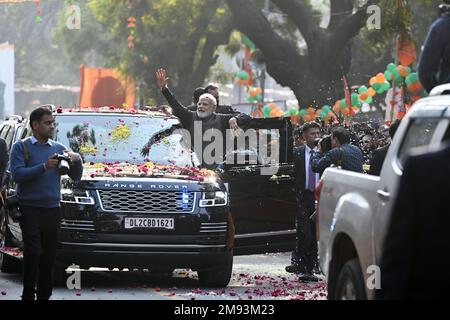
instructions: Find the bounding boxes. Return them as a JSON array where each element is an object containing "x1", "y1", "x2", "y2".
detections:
[
  {"x1": 443, "y1": 122, "x2": 450, "y2": 143},
  {"x1": 397, "y1": 118, "x2": 441, "y2": 165},
  {"x1": 2, "y1": 125, "x2": 14, "y2": 149},
  {"x1": 54, "y1": 114, "x2": 197, "y2": 167},
  {"x1": 13, "y1": 125, "x2": 24, "y2": 143},
  {"x1": 225, "y1": 128, "x2": 281, "y2": 166},
  {"x1": 0, "y1": 124, "x2": 9, "y2": 140},
  {"x1": 224, "y1": 118, "x2": 291, "y2": 166}
]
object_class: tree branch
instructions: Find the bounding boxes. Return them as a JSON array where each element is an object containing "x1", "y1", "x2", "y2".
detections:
[
  {"x1": 193, "y1": 16, "x2": 235, "y2": 86},
  {"x1": 226, "y1": 0, "x2": 308, "y2": 89},
  {"x1": 328, "y1": 0, "x2": 379, "y2": 59},
  {"x1": 179, "y1": 0, "x2": 221, "y2": 76},
  {"x1": 271, "y1": 0, "x2": 319, "y2": 46},
  {"x1": 328, "y1": 0, "x2": 354, "y2": 31}
]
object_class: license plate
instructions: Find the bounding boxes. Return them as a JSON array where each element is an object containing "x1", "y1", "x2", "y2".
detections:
[{"x1": 124, "y1": 218, "x2": 174, "y2": 230}]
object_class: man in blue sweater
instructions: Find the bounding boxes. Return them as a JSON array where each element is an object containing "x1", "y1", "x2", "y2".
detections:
[
  {"x1": 418, "y1": 1, "x2": 450, "y2": 93},
  {"x1": 9, "y1": 106, "x2": 83, "y2": 300}
]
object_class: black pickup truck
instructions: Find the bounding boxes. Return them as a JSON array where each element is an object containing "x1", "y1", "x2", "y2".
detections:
[{"x1": 0, "y1": 108, "x2": 296, "y2": 287}]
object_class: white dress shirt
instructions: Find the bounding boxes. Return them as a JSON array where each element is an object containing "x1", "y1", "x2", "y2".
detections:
[{"x1": 305, "y1": 145, "x2": 320, "y2": 190}]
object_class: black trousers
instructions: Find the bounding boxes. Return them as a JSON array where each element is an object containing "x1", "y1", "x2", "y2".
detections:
[
  {"x1": 291, "y1": 190, "x2": 318, "y2": 273},
  {"x1": 19, "y1": 206, "x2": 61, "y2": 300}
]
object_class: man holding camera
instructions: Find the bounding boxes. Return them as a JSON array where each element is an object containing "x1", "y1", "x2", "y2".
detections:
[
  {"x1": 311, "y1": 126, "x2": 364, "y2": 175},
  {"x1": 286, "y1": 122, "x2": 321, "y2": 282},
  {"x1": 9, "y1": 106, "x2": 83, "y2": 300}
]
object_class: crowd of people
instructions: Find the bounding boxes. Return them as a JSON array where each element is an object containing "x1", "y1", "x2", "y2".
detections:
[{"x1": 292, "y1": 119, "x2": 400, "y2": 175}]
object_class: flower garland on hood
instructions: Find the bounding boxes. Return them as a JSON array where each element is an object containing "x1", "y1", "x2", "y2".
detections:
[{"x1": 83, "y1": 161, "x2": 216, "y2": 182}]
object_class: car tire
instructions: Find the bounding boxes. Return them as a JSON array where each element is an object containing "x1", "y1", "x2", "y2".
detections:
[
  {"x1": 333, "y1": 258, "x2": 367, "y2": 300},
  {"x1": 197, "y1": 252, "x2": 233, "y2": 288},
  {"x1": 0, "y1": 207, "x2": 23, "y2": 274}
]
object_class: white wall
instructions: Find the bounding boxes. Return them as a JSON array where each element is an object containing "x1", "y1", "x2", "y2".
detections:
[{"x1": 0, "y1": 43, "x2": 15, "y2": 119}]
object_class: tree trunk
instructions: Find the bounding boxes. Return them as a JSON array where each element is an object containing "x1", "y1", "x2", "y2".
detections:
[
  {"x1": 226, "y1": 0, "x2": 378, "y2": 107},
  {"x1": 175, "y1": 15, "x2": 235, "y2": 103}
]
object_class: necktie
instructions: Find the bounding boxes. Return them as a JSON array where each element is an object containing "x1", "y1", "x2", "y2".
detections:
[{"x1": 308, "y1": 149, "x2": 316, "y2": 191}]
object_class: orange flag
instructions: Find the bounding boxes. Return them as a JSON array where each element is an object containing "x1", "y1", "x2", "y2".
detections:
[
  {"x1": 397, "y1": 33, "x2": 417, "y2": 67},
  {"x1": 343, "y1": 75, "x2": 354, "y2": 116},
  {"x1": 79, "y1": 65, "x2": 136, "y2": 109}
]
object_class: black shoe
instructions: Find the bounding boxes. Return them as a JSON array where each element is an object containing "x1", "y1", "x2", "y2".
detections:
[
  {"x1": 285, "y1": 264, "x2": 303, "y2": 274},
  {"x1": 298, "y1": 273, "x2": 319, "y2": 283},
  {"x1": 21, "y1": 288, "x2": 36, "y2": 300}
]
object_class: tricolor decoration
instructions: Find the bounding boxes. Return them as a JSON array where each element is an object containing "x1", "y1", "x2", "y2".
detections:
[
  {"x1": 127, "y1": 16, "x2": 137, "y2": 49},
  {"x1": 34, "y1": 0, "x2": 42, "y2": 23}
]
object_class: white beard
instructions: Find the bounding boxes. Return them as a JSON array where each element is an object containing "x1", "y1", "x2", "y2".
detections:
[{"x1": 197, "y1": 110, "x2": 213, "y2": 119}]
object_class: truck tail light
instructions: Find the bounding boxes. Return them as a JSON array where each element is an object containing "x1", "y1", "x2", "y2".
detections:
[{"x1": 314, "y1": 179, "x2": 324, "y2": 241}]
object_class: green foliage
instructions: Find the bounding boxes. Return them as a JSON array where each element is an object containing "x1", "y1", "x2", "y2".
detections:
[
  {"x1": 54, "y1": 1, "x2": 113, "y2": 68},
  {"x1": 362, "y1": 0, "x2": 439, "y2": 57},
  {"x1": 0, "y1": 1, "x2": 78, "y2": 85},
  {"x1": 57, "y1": 0, "x2": 234, "y2": 103}
]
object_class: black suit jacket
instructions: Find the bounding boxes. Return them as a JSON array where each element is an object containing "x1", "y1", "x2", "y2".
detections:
[
  {"x1": 368, "y1": 145, "x2": 389, "y2": 176},
  {"x1": 377, "y1": 144, "x2": 450, "y2": 299},
  {"x1": 0, "y1": 138, "x2": 8, "y2": 188},
  {"x1": 188, "y1": 104, "x2": 239, "y2": 115},
  {"x1": 293, "y1": 145, "x2": 306, "y2": 194}
]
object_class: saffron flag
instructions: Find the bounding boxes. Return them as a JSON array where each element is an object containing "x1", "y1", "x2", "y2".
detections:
[
  {"x1": 342, "y1": 75, "x2": 354, "y2": 116},
  {"x1": 397, "y1": 33, "x2": 417, "y2": 67},
  {"x1": 79, "y1": 65, "x2": 135, "y2": 109}
]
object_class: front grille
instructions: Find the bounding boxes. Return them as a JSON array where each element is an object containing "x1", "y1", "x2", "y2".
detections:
[{"x1": 97, "y1": 190, "x2": 196, "y2": 213}]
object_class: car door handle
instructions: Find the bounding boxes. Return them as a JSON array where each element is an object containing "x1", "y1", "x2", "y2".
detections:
[
  {"x1": 270, "y1": 174, "x2": 292, "y2": 181},
  {"x1": 377, "y1": 190, "x2": 390, "y2": 201}
]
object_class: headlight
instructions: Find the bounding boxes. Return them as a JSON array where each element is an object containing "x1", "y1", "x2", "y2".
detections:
[
  {"x1": 199, "y1": 191, "x2": 228, "y2": 207},
  {"x1": 61, "y1": 190, "x2": 95, "y2": 205}
]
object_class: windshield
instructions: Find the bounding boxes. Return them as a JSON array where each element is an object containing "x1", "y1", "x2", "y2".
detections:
[{"x1": 54, "y1": 114, "x2": 198, "y2": 167}]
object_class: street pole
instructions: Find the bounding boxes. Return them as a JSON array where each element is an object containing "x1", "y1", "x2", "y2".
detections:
[
  {"x1": 261, "y1": 0, "x2": 269, "y2": 106},
  {"x1": 261, "y1": 69, "x2": 266, "y2": 105}
]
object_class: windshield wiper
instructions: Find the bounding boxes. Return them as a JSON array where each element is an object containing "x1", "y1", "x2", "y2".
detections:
[{"x1": 140, "y1": 124, "x2": 183, "y2": 157}]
